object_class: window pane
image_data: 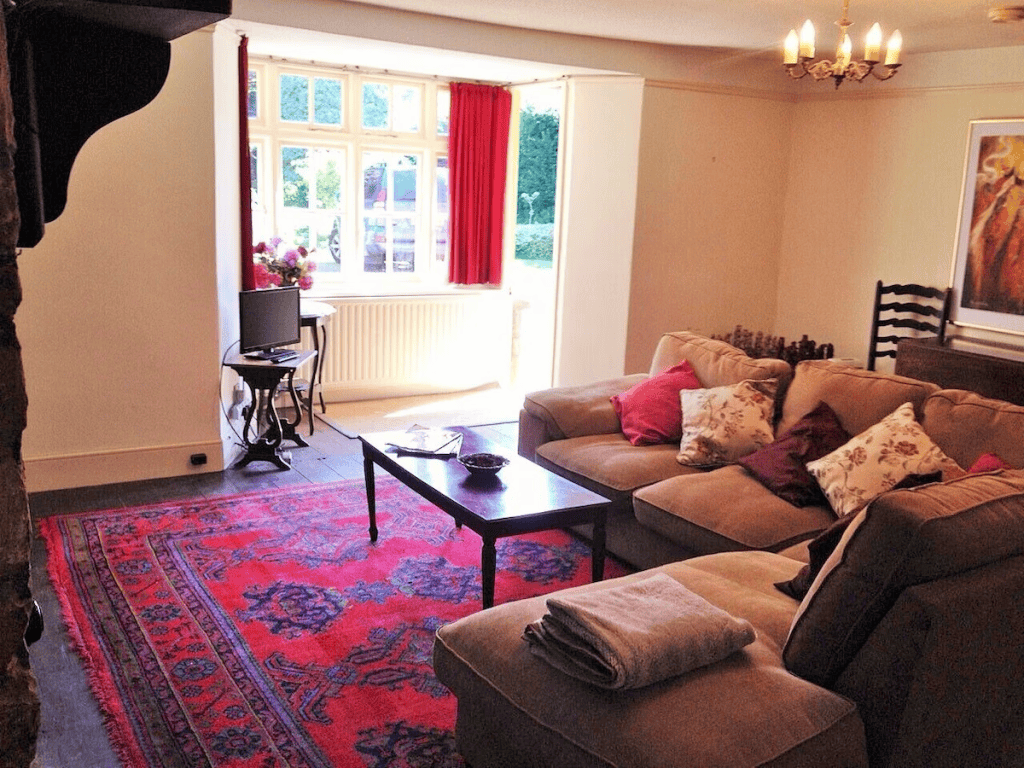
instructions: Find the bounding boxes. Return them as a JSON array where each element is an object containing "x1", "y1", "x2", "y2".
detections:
[
  {"x1": 281, "y1": 146, "x2": 310, "y2": 208},
  {"x1": 435, "y1": 157, "x2": 448, "y2": 215},
  {"x1": 393, "y1": 218, "x2": 416, "y2": 272},
  {"x1": 363, "y1": 157, "x2": 387, "y2": 211},
  {"x1": 278, "y1": 216, "x2": 312, "y2": 250},
  {"x1": 313, "y1": 148, "x2": 345, "y2": 211},
  {"x1": 393, "y1": 155, "x2": 418, "y2": 212},
  {"x1": 280, "y1": 74, "x2": 309, "y2": 122},
  {"x1": 435, "y1": 156, "x2": 448, "y2": 261},
  {"x1": 362, "y1": 82, "x2": 389, "y2": 129},
  {"x1": 249, "y1": 144, "x2": 260, "y2": 208},
  {"x1": 363, "y1": 216, "x2": 386, "y2": 272},
  {"x1": 316, "y1": 214, "x2": 343, "y2": 272},
  {"x1": 394, "y1": 85, "x2": 420, "y2": 133},
  {"x1": 247, "y1": 70, "x2": 258, "y2": 119},
  {"x1": 314, "y1": 77, "x2": 342, "y2": 126},
  {"x1": 434, "y1": 219, "x2": 448, "y2": 262},
  {"x1": 436, "y1": 89, "x2": 450, "y2": 136}
]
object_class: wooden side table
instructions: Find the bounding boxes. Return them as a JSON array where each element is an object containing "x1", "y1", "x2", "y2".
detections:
[
  {"x1": 300, "y1": 299, "x2": 337, "y2": 435},
  {"x1": 225, "y1": 350, "x2": 316, "y2": 470}
]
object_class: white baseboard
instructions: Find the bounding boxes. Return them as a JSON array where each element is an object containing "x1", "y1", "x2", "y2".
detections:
[{"x1": 23, "y1": 439, "x2": 227, "y2": 493}]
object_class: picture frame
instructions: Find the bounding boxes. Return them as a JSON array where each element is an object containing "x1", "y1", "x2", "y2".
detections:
[{"x1": 949, "y1": 118, "x2": 1024, "y2": 337}]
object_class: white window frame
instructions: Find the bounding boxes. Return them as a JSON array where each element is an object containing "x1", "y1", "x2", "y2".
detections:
[{"x1": 249, "y1": 57, "x2": 451, "y2": 294}]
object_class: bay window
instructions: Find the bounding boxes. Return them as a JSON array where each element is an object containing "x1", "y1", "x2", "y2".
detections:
[{"x1": 248, "y1": 59, "x2": 450, "y2": 289}]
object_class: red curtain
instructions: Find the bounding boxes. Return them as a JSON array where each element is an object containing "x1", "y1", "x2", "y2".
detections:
[
  {"x1": 448, "y1": 83, "x2": 512, "y2": 286},
  {"x1": 238, "y1": 35, "x2": 255, "y2": 291}
]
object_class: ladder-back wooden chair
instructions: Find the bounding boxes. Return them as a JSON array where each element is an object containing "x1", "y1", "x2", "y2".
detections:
[{"x1": 867, "y1": 281, "x2": 953, "y2": 371}]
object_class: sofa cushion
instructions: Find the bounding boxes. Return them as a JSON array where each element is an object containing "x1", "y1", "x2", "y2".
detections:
[
  {"x1": 783, "y1": 469, "x2": 1024, "y2": 688},
  {"x1": 920, "y1": 388, "x2": 1024, "y2": 470},
  {"x1": 806, "y1": 402, "x2": 962, "y2": 517},
  {"x1": 737, "y1": 401, "x2": 851, "y2": 507},
  {"x1": 778, "y1": 360, "x2": 938, "y2": 438},
  {"x1": 524, "y1": 374, "x2": 648, "y2": 441},
  {"x1": 633, "y1": 466, "x2": 836, "y2": 554},
  {"x1": 775, "y1": 472, "x2": 943, "y2": 601},
  {"x1": 611, "y1": 361, "x2": 701, "y2": 446},
  {"x1": 536, "y1": 434, "x2": 697, "y2": 495},
  {"x1": 433, "y1": 552, "x2": 868, "y2": 768},
  {"x1": 649, "y1": 331, "x2": 792, "y2": 391},
  {"x1": 677, "y1": 379, "x2": 777, "y2": 467}
]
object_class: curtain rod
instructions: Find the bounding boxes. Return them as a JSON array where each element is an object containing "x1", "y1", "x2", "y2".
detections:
[
  {"x1": 251, "y1": 52, "x2": 501, "y2": 87},
  {"x1": 247, "y1": 51, "x2": 631, "y2": 90}
]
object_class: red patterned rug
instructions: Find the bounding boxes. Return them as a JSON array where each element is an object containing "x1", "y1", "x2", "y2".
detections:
[{"x1": 40, "y1": 477, "x2": 628, "y2": 768}]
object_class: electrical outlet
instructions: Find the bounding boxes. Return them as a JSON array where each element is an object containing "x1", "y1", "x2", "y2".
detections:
[{"x1": 231, "y1": 383, "x2": 246, "y2": 406}]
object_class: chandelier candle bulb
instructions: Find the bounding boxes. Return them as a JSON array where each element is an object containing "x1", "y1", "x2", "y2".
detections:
[
  {"x1": 784, "y1": 30, "x2": 799, "y2": 64},
  {"x1": 799, "y1": 20, "x2": 815, "y2": 58},
  {"x1": 864, "y1": 22, "x2": 882, "y2": 62},
  {"x1": 837, "y1": 34, "x2": 852, "y2": 70},
  {"x1": 884, "y1": 30, "x2": 902, "y2": 65}
]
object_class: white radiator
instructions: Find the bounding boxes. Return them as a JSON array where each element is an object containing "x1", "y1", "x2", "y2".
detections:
[{"x1": 301, "y1": 293, "x2": 513, "y2": 402}]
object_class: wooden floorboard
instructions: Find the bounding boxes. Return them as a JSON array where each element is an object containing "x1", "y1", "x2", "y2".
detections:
[{"x1": 26, "y1": 412, "x2": 518, "y2": 768}]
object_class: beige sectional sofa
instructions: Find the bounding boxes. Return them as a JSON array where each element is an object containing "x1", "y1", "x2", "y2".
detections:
[
  {"x1": 518, "y1": 331, "x2": 962, "y2": 568},
  {"x1": 434, "y1": 331, "x2": 1024, "y2": 767}
]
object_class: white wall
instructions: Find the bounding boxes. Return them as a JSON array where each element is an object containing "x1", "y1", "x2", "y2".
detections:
[
  {"x1": 553, "y1": 77, "x2": 644, "y2": 385},
  {"x1": 775, "y1": 47, "x2": 1024, "y2": 372},
  {"x1": 18, "y1": 29, "x2": 227, "y2": 491},
  {"x1": 624, "y1": 82, "x2": 794, "y2": 372}
]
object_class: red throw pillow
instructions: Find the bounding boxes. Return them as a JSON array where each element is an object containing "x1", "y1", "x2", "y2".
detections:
[
  {"x1": 610, "y1": 361, "x2": 701, "y2": 445},
  {"x1": 968, "y1": 452, "x2": 1012, "y2": 473},
  {"x1": 736, "y1": 401, "x2": 850, "y2": 507}
]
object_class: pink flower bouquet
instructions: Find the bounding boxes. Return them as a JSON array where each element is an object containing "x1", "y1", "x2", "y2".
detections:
[{"x1": 253, "y1": 237, "x2": 317, "y2": 290}]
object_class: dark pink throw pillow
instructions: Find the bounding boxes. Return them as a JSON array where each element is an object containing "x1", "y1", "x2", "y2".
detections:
[
  {"x1": 610, "y1": 361, "x2": 701, "y2": 445},
  {"x1": 737, "y1": 401, "x2": 850, "y2": 507},
  {"x1": 968, "y1": 452, "x2": 1012, "y2": 473}
]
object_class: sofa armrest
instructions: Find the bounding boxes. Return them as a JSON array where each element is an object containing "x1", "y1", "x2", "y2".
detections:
[
  {"x1": 833, "y1": 554, "x2": 1024, "y2": 768},
  {"x1": 517, "y1": 375, "x2": 646, "y2": 459}
]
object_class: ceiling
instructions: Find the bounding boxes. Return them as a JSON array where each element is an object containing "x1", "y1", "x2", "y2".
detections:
[{"x1": 341, "y1": 0, "x2": 1024, "y2": 55}]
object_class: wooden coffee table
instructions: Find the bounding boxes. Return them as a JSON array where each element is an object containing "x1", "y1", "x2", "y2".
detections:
[{"x1": 359, "y1": 427, "x2": 610, "y2": 609}]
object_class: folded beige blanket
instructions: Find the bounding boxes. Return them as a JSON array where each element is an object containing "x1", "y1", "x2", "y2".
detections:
[{"x1": 523, "y1": 573, "x2": 755, "y2": 690}]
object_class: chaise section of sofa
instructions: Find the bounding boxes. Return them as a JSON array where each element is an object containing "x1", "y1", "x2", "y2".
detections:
[
  {"x1": 434, "y1": 551, "x2": 868, "y2": 768},
  {"x1": 434, "y1": 470, "x2": 1024, "y2": 768}
]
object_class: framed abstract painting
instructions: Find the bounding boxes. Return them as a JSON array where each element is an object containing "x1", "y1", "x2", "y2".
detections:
[{"x1": 949, "y1": 118, "x2": 1024, "y2": 337}]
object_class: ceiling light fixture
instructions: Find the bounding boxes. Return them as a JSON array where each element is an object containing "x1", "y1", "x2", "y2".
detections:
[{"x1": 783, "y1": 0, "x2": 902, "y2": 89}]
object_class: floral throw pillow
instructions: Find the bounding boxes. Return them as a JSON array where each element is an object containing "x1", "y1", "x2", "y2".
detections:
[
  {"x1": 677, "y1": 379, "x2": 777, "y2": 467},
  {"x1": 806, "y1": 402, "x2": 961, "y2": 517}
]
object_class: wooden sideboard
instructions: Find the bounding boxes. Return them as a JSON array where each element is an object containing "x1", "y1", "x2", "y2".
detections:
[{"x1": 895, "y1": 336, "x2": 1024, "y2": 406}]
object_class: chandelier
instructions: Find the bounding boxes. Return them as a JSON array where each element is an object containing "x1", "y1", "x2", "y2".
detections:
[{"x1": 783, "y1": 0, "x2": 902, "y2": 88}]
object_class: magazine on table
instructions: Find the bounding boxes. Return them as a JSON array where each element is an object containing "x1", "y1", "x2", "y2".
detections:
[{"x1": 385, "y1": 425, "x2": 463, "y2": 457}]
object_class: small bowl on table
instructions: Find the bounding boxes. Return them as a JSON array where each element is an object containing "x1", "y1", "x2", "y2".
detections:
[{"x1": 458, "y1": 452, "x2": 510, "y2": 476}]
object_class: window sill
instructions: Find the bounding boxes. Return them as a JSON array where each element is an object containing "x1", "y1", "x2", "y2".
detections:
[{"x1": 301, "y1": 283, "x2": 505, "y2": 301}]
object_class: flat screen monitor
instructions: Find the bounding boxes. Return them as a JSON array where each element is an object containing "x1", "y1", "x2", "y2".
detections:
[{"x1": 239, "y1": 286, "x2": 301, "y2": 354}]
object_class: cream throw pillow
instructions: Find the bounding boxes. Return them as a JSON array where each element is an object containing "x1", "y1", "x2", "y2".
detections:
[
  {"x1": 677, "y1": 379, "x2": 776, "y2": 467},
  {"x1": 806, "y1": 402, "x2": 961, "y2": 517}
]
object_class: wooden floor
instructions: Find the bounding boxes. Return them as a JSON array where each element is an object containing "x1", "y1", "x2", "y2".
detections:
[{"x1": 27, "y1": 409, "x2": 517, "y2": 768}]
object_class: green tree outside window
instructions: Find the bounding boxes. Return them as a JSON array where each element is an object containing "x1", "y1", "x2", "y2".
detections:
[
  {"x1": 280, "y1": 75, "x2": 309, "y2": 122},
  {"x1": 282, "y1": 146, "x2": 310, "y2": 208}
]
